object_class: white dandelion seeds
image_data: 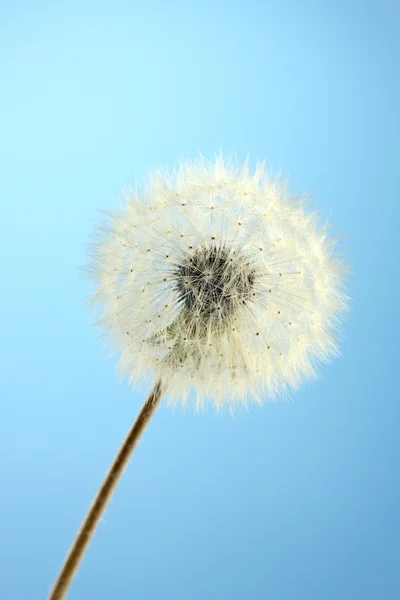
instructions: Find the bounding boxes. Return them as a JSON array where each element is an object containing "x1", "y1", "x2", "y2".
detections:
[
  {"x1": 89, "y1": 154, "x2": 347, "y2": 408},
  {"x1": 48, "y1": 155, "x2": 348, "y2": 599}
]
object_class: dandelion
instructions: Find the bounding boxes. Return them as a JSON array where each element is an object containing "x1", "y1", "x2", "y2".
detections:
[{"x1": 49, "y1": 155, "x2": 348, "y2": 599}]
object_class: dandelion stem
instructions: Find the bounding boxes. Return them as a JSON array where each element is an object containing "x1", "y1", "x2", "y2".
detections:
[{"x1": 48, "y1": 379, "x2": 163, "y2": 600}]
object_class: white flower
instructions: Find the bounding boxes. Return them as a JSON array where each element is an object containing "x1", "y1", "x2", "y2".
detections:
[{"x1": 87, "y1": 155, "x2": 348, "y2": 409}]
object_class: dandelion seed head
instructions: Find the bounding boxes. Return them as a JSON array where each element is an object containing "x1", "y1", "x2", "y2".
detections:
[{"x1": 88, "y1": 155, "x2": 348, "y2": 409}]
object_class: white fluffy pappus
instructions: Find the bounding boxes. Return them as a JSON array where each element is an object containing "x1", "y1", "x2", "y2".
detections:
[{"x1": 87, "y1": 155, "x2": 348, "y2": 409}]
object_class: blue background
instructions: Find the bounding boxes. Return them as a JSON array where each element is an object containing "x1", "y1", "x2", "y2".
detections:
[{"x1": 1, "y1": 1, "x2": 399, "y2": 598}]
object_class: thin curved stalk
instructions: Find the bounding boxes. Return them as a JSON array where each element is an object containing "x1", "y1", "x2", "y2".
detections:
[{"x1": 48, "y1": 379, "x2": 163, "y2": 600}]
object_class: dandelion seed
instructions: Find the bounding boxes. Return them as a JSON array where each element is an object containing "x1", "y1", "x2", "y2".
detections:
[{"x1": 88, "y1": 154, "x2": 348, "y2": 408}]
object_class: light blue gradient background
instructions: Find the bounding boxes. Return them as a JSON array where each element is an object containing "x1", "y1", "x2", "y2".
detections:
[{"x1": 1, "y1": 1, "x2": 399, "y2": 599}]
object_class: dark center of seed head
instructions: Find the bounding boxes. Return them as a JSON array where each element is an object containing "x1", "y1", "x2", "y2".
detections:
[{"x1": 173, "y1": 244, "x2": 255, "y2": 319}]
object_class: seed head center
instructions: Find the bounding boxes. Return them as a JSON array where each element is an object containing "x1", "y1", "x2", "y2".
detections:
[{"x1": 173, "y1": 244, "x2": 255, "y2": 318}]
